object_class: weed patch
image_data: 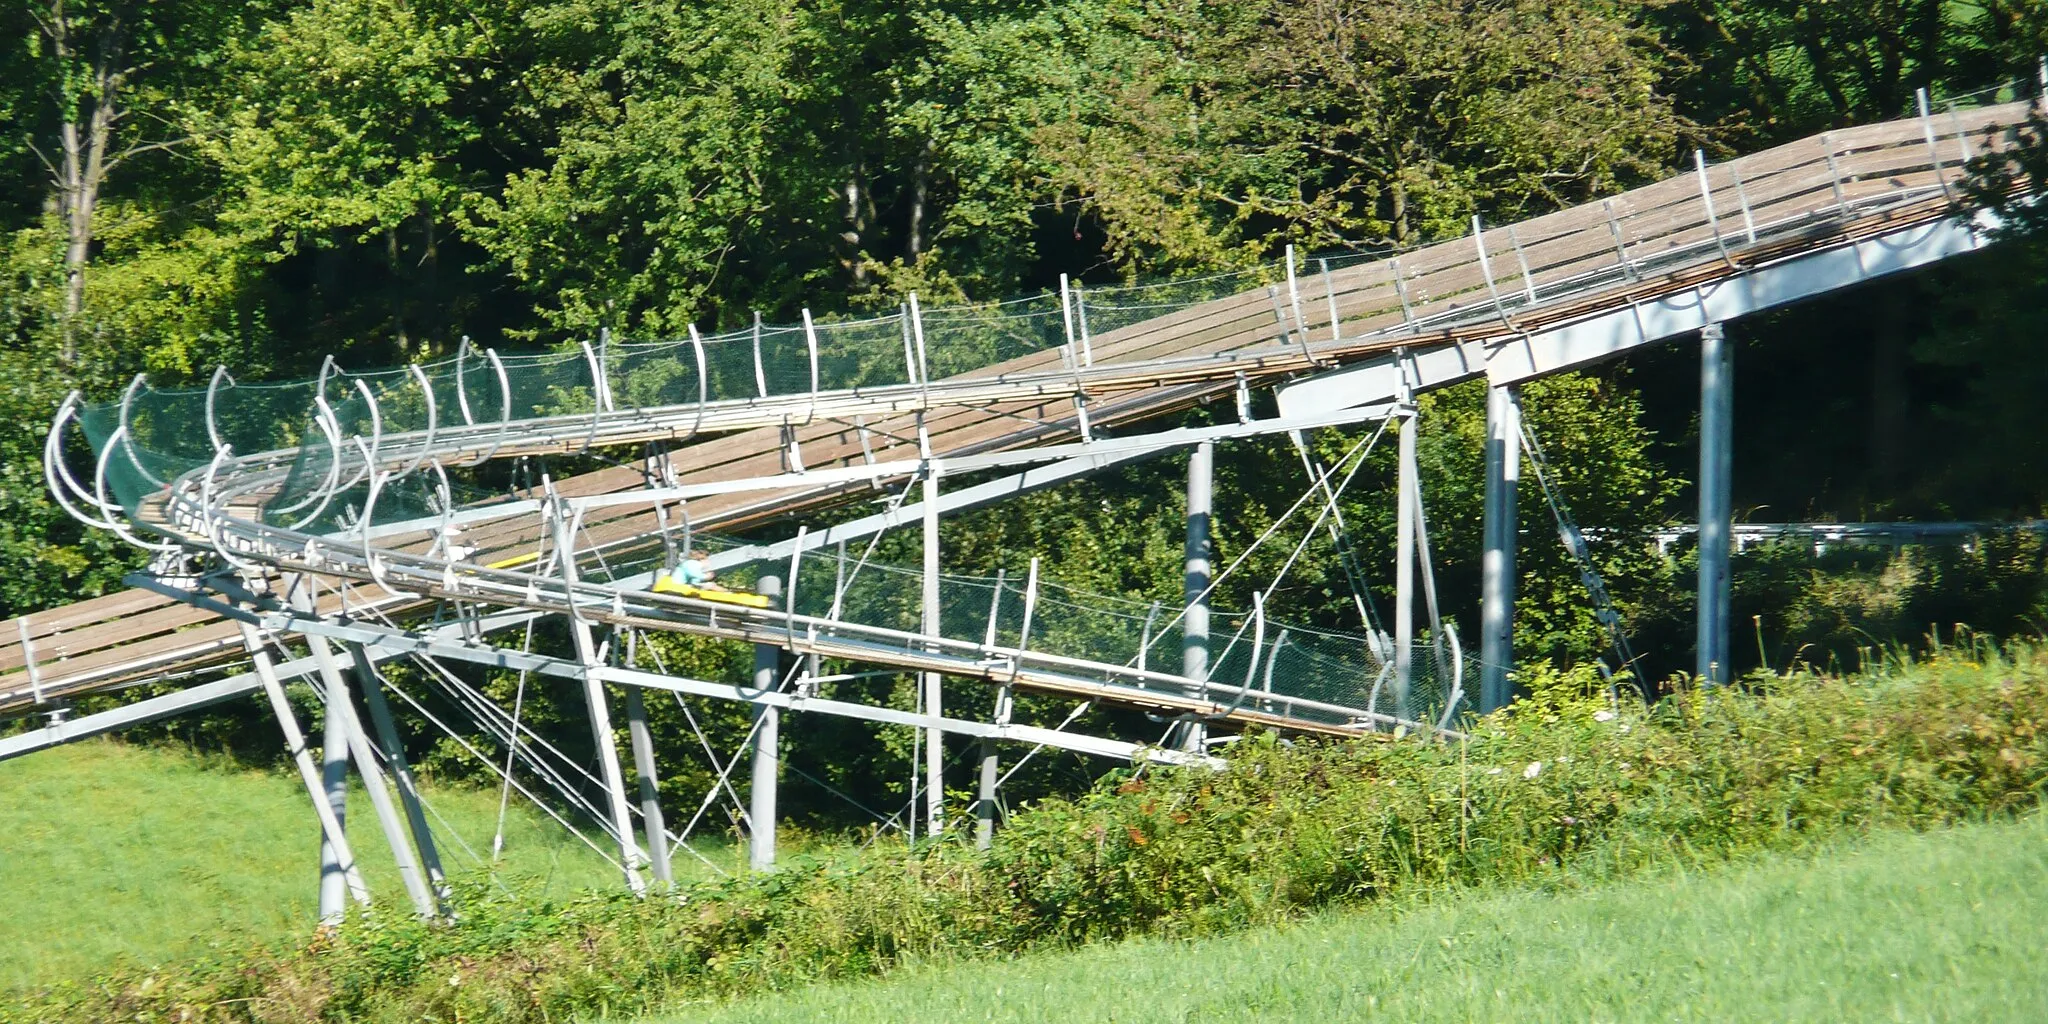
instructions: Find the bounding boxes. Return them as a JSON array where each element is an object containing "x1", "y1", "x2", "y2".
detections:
[{"x1": 10, "y1": 645, "x2": 2047, "y2": 1023}]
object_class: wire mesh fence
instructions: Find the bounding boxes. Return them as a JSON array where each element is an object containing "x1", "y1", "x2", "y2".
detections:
[{"x1": 751, "y1": 550, "x2": 1469, "y2": 731}]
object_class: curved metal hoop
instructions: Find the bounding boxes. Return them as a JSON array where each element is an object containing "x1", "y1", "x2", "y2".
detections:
[
  {"x1": 43, "y1": 394, "x2": 127, "y2": 532},
  {"x1": 276, "y1": 399, "x2": 348, "y2": 531},
  {"x1": 91, "y1": 424, "x2": 182, "y2": 554},
  {"x1": 395, "y1": 363, "x2": 439, "y2": 478},
  {"x1": 200, "y1": 446, "x2": 265, "y2": 574},
  {"x1": 205, "y1": 366, "x2": 237, "y2": 454},
  {"x1": 685, "y1": 324, "x2": 709, "y2": 440},
  {"x1": 453, "y1": 337, "x2": 478, "y2": 426},
  {"x1": 464, "y1": 348, "x2": 513, "y2": 467},
  {"x1": 117, "y1": 375, "x2": 169, "y2": 490},
  {"x1": 1208, "y1": 592, "x2": 1267, "y2": 718},
  {"x1": 801, "y1": 308, "x2": 820, "y2": 426},
  {"x1": 330, "y1": 377, "x2": 384, "y2": 494},
  {"x1": 354, "y1": 436, "x2": 410, "y2": 600},
  {"x1": 580, "y1": 339, "x2": 607, "y2": 454},
  {"x1": 1434, "y1": 623, "x2": 1465, "y2": 733}
]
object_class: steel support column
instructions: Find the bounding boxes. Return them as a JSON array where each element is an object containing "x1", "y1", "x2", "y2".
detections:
[
  {"x1": 552, "y1": 506, "x2": 648, "y2": 893},
  {"x1": 346, "y1": 642, "x2": 448, "y2": 903},
  {"x1": 976, "y1": 683, "x2": 1012, "y2": 850},
  {"x1": 306, "y1": 632, "x2": 438, "y2": 917},
  {"x1": 921, "y1": 469, "x2": 944, "y2": 835},
  {"x1": 237, "y1": 619, "x2": 368, "y2": 922},
  {"x1": 1697, "y1": 322, "x2": 1734, "y2": 684},
  {"x1": 749, "y1": 575, "x2": 783, "y2": 871},
  {"x1": 1479, "y1": 385, "x2": 1522, "y2": 712},
  {"x1": 1393, "y1": 409, "x2": 1418, "y2": 718},
  {"x1": 624, "y1": 681, "x2": 673, "y2": 886},
  {"x1": 317, "y1": 682, "x2": 352, "y2": 922},
  {"x1": 1181, "y1": 440, "x2": 1213, "y2": 751}
]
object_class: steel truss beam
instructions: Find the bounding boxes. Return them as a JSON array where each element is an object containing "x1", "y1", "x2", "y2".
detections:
[
  {"x1": 356, "y1": 401, "x2": 1397, "y2": 543},
  {"x1": 1275, "y1": 213, "x2": 1998, "y2": 417},
  {"x1": 7, "y1": 403, "x2": 1400, "y2": 759},
  {"x1": 160, "y1": 581, "x2": 1222, "y2": 769}
]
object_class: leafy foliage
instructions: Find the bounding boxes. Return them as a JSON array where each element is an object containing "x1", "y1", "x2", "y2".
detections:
[{"x1": 10, "y1": 643, "x2": 2048, "y2": 1021}]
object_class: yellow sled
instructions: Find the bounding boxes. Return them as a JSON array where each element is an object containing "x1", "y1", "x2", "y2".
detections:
[{"x1": 652, "y1": 575, "x2": 772, "y2": 608}]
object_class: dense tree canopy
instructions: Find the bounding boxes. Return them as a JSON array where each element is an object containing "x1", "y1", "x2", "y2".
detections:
[{"x1": 4, "y1": 0, "x2": 2048, "y2": 817}]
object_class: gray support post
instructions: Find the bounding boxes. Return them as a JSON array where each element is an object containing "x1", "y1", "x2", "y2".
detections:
[
  {"x1": 317, "y1": 688, "x2": 352, "y2": 923},
  {"x1": 921, "y1": 468, "x2": 944, "y2": 836},
  {"x1": 977, "y1": 680, "x2": 1013, "y2": 850},
  {"x1": 346, "y1": 643, "x2": 448, "y2": 901},
  {"x1": 1394, "y1": 408, "x2": 1418, "y2": 719},
  {"x1": 749, "y1": 575, "x2": 783, "y2": 871},
  {"x1": 975, "y1": 733, "x2": 998, "y2": 849},
  {"x1": 623, "y1": 671, "x2": 673, "y2": 887},
  {"x1": 305, "y1": 632, "x2": 438, "y2": 917},
  {"x1": 1697, "y1": 322, "x2": 1733, "y2": 685},
  {"x1": 551, "y1": 505, "x2": 648, "y2": 893},
  {"x1": 237, "y1": 620, "x2": 369, "y2": 921},
  {"x1": 1181, "y1": 440, "x2": 1214, "y2": 751},
  {"x1": 1479, "y1": 385, "x2": 1522, "y2": 713}
]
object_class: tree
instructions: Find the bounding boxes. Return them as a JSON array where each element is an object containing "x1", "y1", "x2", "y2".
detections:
[
  {"x1": 16, "y1": 0, "x2": 252, "y2": 364},
  {"x1": 909, "y1": 0, "x2": 1688, "y2": 285},
  {"x1": 1654, "y1": 0, "x2": 2033, "y2": 143}
]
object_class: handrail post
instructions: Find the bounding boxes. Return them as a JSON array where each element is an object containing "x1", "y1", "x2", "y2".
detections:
[
  {"x1": 1470, "y1": 215, "x2": 1513, "y2": 328},
  {"x1": 1506, "y1": 224, "x2": 1537, "y2": 302},
  {"x1": 1603, "y1": 199, "x2": 1636, "y2": 281},
  {"x1": 1694, "y1": 149, "x2": 1737, "y2": 269},
  {"x1": 1821, "y1": 132, "x2": 1849, "y2": 214},
  {"x1": 1319, "y1": 257, "x2": 1342, "y2": 344},
  {"x1": 205, "y1": 366, "x2": 235, "y2": 454},
  {"x1": 1017, "y1": 557, "x2": 1040, "y2": 655},
  {"x1": 983, "y1": 567, "x2": 1006, "y2": 649},
  {"x1": 751, "y1": 310, "x2": 769, "y2": 398},
  {"x1": 800, "y1": 307, "x2": 821, "y2": 425},
  {"x1": 1073, "y1": 283, "x2": 1096, "y2": 366},
  {"x1": 1916, "y1": 88, "x2": 1956, "y2": 205},
  {"x1": 1285, "y1": 244, "x2": 1316, "y2": 364},
  {"x1": 908, "y1": 292, "x2": 932, "y2": 405},
  {"x1": 1728, "y1": 163, "x2": 1758, "y2": 243},
  {"x1": 454, "y1": 337, "x2": 476, "y2": 426},
  {"x1": 1390, "y1": 257, "x2": 1418, "y2": 331},
  {"x1": 1057, "y1": 273, "x2": 1094, "y2": 441}
]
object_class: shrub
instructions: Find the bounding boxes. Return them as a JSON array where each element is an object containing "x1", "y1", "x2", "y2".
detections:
[{"x1": 10, "y1": 643, "x2": 2047, "y2": 1023}]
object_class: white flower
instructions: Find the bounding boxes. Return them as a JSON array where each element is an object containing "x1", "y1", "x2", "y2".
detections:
[
  {"x1": 1523, "y1": 761, "x2": 1543, "y2": 779},
  {"x1": 1593, "y1": 709, "x2": 1617, "y2": 722}
]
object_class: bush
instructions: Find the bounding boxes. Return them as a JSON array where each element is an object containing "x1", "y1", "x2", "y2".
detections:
[{"x1": 11, "y1": 643, "x2": 2047, "y2": 1023}]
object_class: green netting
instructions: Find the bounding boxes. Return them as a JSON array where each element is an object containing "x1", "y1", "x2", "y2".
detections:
[{"x1": 763, "y1": 553, "x2": 1467, "y2": 730}]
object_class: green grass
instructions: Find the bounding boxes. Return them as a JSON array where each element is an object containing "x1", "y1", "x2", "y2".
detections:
[
  {"x1": 0, "y1": 740, "x2": 736, "y2": 992},
  {"x1": 649, "y1": 814, "x2": 2048, "y2": 1024}
]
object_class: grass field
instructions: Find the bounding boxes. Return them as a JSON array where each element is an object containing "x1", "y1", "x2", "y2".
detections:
[
  {"x1": 0, "y1": 739, "x2": 738, "y2": 992},
  {"x1": 649, "y1": 813, "x2": 2048, "y2": 1023}
]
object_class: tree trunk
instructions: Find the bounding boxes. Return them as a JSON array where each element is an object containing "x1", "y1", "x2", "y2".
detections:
[
  {"x1": 843, "y1": 164, "x2": 869, "y2": 286},
  {"x1": 47, "y1": 2, "x2": 125, "y2": 366},
  {"x1": 907, "y1": 145, "x2": 931, "y2": 262}
]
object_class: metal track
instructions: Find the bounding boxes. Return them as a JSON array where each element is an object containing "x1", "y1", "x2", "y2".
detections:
[{"x1": 4, "y1": 97, "x2": 2032, "y2": 732}]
